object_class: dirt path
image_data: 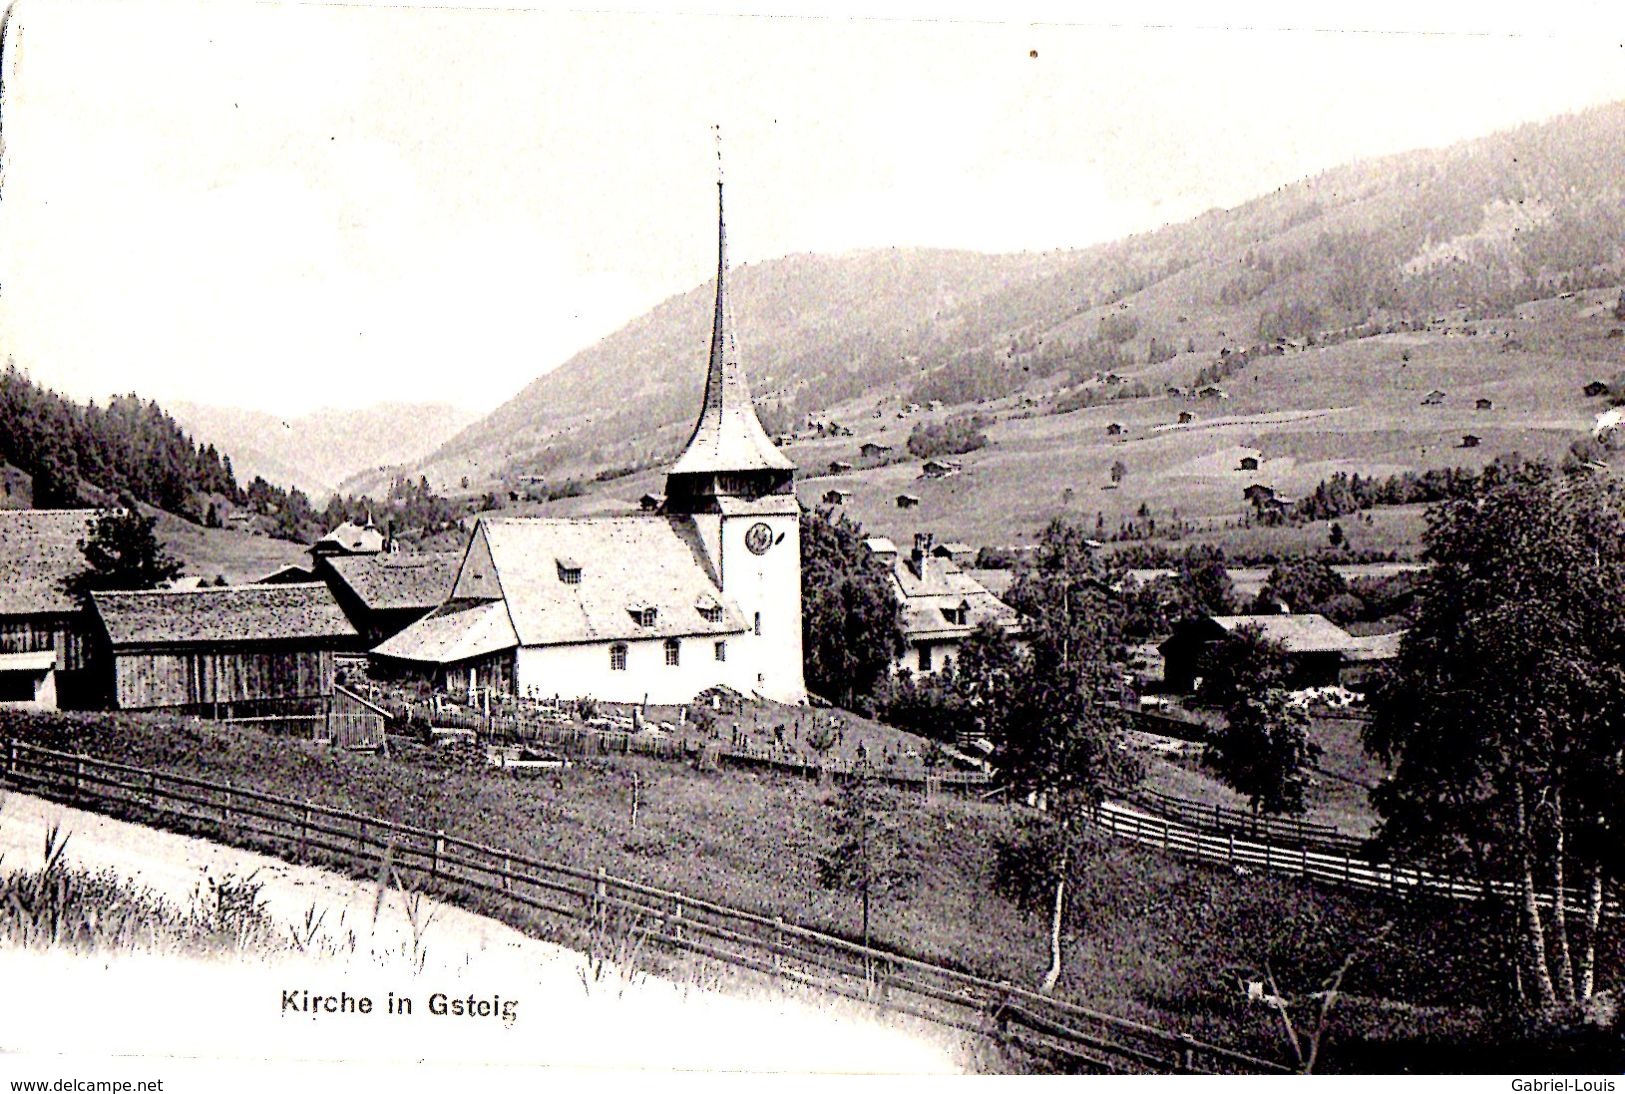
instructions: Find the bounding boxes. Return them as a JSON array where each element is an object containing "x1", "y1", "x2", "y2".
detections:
[{"x1": 0, "y1": 790, "x2": 963, "y2": 1073}]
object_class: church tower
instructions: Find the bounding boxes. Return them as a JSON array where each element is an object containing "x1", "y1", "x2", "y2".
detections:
[{"x1": 665, "y1": 182, "x2": 806, "y2": 704}]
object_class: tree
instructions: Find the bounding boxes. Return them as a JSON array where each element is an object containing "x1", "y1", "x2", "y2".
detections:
[
  {"x1": 1176, "y1": 544, "x2": 1235, "y2": 616},
  {"x1": 1206, "y1": 687, "x2": 1320, "y2": 816},
  {"x1": 65, "y1": 508, "x2": 184, "y2": 602},
  {"x1": 995, "y1": 518, "x2": 1141, "y2": 992},
  {"x1": 1257, "y1": 557, "x2": 1348, "y2": 614},
  {"x1": 1328, "y1": 522, "x2": 1345, "y2": 549},
  {"x1": 816, "y1": 762, "x2": 917, "y2": 959},
  {"x1": 1365, "y1": 461, "x2": 1625, "y2": 1013},
  {"x1": 1109, "y1": 459, "x2": 1127, "y2": 485},
  {"x1": 800, "y1": 508, "x2": 905, "y2": 708},
  {"x1": 1195, "y1": 624, "x2": 1290, "y2": 710}
]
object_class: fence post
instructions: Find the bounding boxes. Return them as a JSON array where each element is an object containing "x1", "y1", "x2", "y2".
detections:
[
  {"x1": 772, "y1": 917, "x2": 785, "y2": 976},
  {"x1": 298, "y1": 806, "x2": 310, "y2": 862},
  {"x1": 6, "y1": 738, "x2": 16, "y2": 779},
  {"x1": 73, "y1": 755, "x2": 83, "y2": 795},
  {"x1": 1264, "y1": 839, "x2": 1272, "y2": 874},
  {"x1": 1344, "y1": 852, "x2": 1352, "y2": 886},
  {"x1": 1301, "y1": 844, "x2": 1308, "y2": 877},
  {"x1": 222, "y1": 779, "x2": 233, "y2": 827},
  {"x1": 1227, "y1": 833, "x2": 1235, "y2": 866},
  {"x1": 672, "y1": 896, "x2": 684, "y2": 944},
  {"x1": 431, "y1": 830, "x2": 445, "y2": 881},
  {"x1": 593, "y1": 867, "x2": 607, "y2": 925},
  {"x1": 1162, "y1": 818, "x2": 1170, "y2": 851},
  {"x1": 502, "y1": 854, "x2": 513, "y2": 895}
]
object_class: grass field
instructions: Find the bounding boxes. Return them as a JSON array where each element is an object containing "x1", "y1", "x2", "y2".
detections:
[
  {"x1": 1139, "y1": 715, "x2": 1385, "y2": 837},
  {"x1": 151, "y1": 510, "x2": 309, "y2": 585},
  {"x1": 5, "y1": 708, "x2": 1621, "y2": 1072}
]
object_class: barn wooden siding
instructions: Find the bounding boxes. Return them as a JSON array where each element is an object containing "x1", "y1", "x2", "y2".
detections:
[
  {"x1": 0, "y1": 614, "x2": 90, "y2": 671},
  {"x1": 110, "y1": 644, "x2": 338, "y2": 710},
  {"x1": 438, "y1": 650, "x2": 516, "y2": 698}
]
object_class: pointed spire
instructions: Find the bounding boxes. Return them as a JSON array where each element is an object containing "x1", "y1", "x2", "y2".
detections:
[{"x1": 668, "y1": 174, "x2": 794, "y2": 478}]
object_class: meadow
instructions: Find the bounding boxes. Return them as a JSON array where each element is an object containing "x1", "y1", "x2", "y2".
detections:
[{"x1": 4, "y1": 708, "x2": 1620, "y2": 1072}]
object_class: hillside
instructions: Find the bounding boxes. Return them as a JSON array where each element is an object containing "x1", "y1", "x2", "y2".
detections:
[
  {"x1": 372, "y1": 102, "x2": 1625, "y2": 547},
  {"x1": 170, "y1": 401, "x2": 477, "y2": 501}
]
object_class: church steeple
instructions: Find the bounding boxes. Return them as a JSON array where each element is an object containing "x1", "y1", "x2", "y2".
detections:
[{"x1": 665, "y1": 180, "x2": 794, "y2": 505}]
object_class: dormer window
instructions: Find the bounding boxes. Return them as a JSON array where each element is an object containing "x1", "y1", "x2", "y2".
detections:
[
  {"x1": 698, "y1": 603, "x2": 723, "y2": 624},
  {"x1": 556, "y1": 557, "x2": 582, "y2": 584},
  {"x1": 630, "y1": 605, "x2": 658, "y2": 627}
]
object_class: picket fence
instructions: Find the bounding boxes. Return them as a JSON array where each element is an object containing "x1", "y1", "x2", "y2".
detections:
[{"x1": 0, "y1": 737, "x2": 1285, "y2": 1076}]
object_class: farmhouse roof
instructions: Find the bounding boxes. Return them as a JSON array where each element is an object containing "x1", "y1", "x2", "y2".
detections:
[
  {"x1": 864, "y1": 537, "x2": 898, "y2": 557},
  {"x1": 460, "y1": 516, "x2": 748, "y2": 646},
  {"x1": 1344, "y1": 630, "x2": 1405, "y2": 662},
  {"x1": 314, "y1": 520, "x2": 385, "y2": 555},
  {"x1": 1208, "y1": 613, "x2": 1359, "y2": 654},
  {"x1": 91, "y1": 583, "x2": 357, "y2": 648},
  {"x1": 887, "y1": 555, "x2": 1021, "y2": 641},
  {"x1": 371, "y1": 599, "x2": 519, "y2": 665},
  {"x1": 667, "y1": 183, "x2": 794, "y2": 477},
  {"x1": 0, "y1": 509, "x2": 100, "y2": 616},
  {"x1": 323, "y1": 552, "x2": 461, "y2": 612}
]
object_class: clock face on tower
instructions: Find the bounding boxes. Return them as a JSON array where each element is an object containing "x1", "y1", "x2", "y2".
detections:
[{"x1": 744, "y1": 522, "x2": 774, "y2": 556}]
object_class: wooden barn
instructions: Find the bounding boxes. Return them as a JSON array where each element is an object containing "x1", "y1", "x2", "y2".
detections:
[
  {"x1": 1159, "y1": 613, "x2": 1361, "y2": 694},
  {"x1": 90, "y1": 583, "x2": 359, "y2": 712},
  {"x1": 0, "y1": 509, "x2": 102, "y2": 708},
  {"x1": 316, "y1": 551, "x2": 462, "y2": 646}
]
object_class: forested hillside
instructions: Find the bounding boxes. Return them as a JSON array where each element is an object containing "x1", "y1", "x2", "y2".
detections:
[{"x1": 376, "y1": 100, "x2": 1625, "y2": 495}]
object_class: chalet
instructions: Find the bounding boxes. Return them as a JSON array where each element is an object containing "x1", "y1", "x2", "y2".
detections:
[
  {"x1": 859, "y1": 442, "x2": 893, "y2": 459},
  {"x1": 931, "y1": 541, "x2": 978, "y2": 567},
  {"x1": 1196, "y1": 386, "x2": 1229, "y2": 400},
  {"x1": 0, "y1": 464, "x2": 32, "y2": 510},
  {"x1": 1242, "y1": 483, "x2": 1277, "y2": 505},
  {"x1": 1421, "y1": 389, "x2": 1447, "y2": 406},
  {"x1": 312, "y1": 519, "x2": 386, "y2": 558},
  {"x1": 863, "y1": 537, "x2": 899, "y2": 564},
  {"x1": 1106, "y1": 422, "x2": 1125, "y2": 437},
  {"x1": 316, "y1": 551, "x2": 462, "y2": 645},
  {"x1": 639, "y1": 493, "x2": 665, "y2": 512},
  {"x1": 896, "y1": 493, "x2": 921, "y2": 510},
  {"x1": 1585, "y1": 381, "x2": 1610, "y2": 398},
  {"x1": 827, "y1": 460, "x2": 853, "y2": 475},
  {"x1": 1159, "y1": 613, "x2": 1362, "y2": 694},
  {"x1": 369, "y1": 184, "x2": 806, "y2": 707},
  {"x1": 1166, "y1": 386, "x2": 1189, "y2": 398},
  {"x1": 1476, "y1": 398, "x2": 1494, "y2": 411},
  {"x1": 1238, "y1": 455, "x2": 1261, "y2": 472},
  {"x1": 920, "y1": 458, "x2": 961, "y2": 479},
  {"x1": 1461, "y1": 434, "x2": 1481, "y2": 449},
  {"x1": 0, "y1": 509, "x2": 101, "y2": 708},
  {"x1": 821, "y1": 488, "x2": 852, "y2": 505},
  {"x1": 1177, "y1": 411, "x2": 1194, "y2": 424},
  {"x1": 89, "y1": 583, "x2": 358, "y2": 712},
  {"x1": 874, "y1": 533, "x2": 1022, "y2": 676}
]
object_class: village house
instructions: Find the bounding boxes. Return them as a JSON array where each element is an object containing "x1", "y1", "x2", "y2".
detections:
[
  {"x1": 1340, "y1": 630, "x2": 1405, "y2": 690},
  {"x1": 0, "y1": 509, "x2": 101, "y2": 709},
  {"x1": 896, "y1": 493, "x2": 921, "y2": 510},
  {"x1": 1242, "y1": 483, "x2": 1277, "y2": 505},
  {"x1": 863, "y1": 537, "x2": 899, "y2": 564},
  {"x1": 1585, "y1": 380, "x2": 1610, "y2": 398},
  {"x1": 920, "y1": 458, "x2": 961, "y2": 479},
  {"x1": 1196, "y1": 385, "x2": 1229, "y2": 400},
  {"x1": 1461, "y1": 434, "x2": 1481, "y2": 449},
  {"x1": 827, "y1": 460, "x2": 853, "y2": 475},
  {"x1": 821, "y1": 488, "x2": 852, "y2": 505},
  {"x1": 1238, "y1": 455, "x2": 1261, "y2": 472},
  {"x1": 1177, "y1": 411, "x2": 1194, "y2": 424},
  {"x1": 0, "y1": 464, "x2": 32, "y2": 510},
  {"x1": 311, "y1": 518, "x2": 386, "y2": 558},
  {"x1": 1106, "y1": 422, "x2": 1125, "y2": 437},
  {"x1": 1476, "y1": 397, "x2": 1494, "y2": 411},
  {"x1": 1421, "y1": 389, "x2": 1447, "y2": 406},
  {"x1": 931, "y1": 541, "x2": 978, "y2": 567},
  {"x1": 859, "y1": 442, "x2": 894, "y2": 459},
  {"x1": 370, "y1": 184, "x2": 806, "y2": 707},
  {"x1": 1159, "y1": 613, "x2": 1364, "y2": 694},
  {"x1": 874, "y1": 533, "x2": 1022, "y2": 676},
  {"x1": 639, "y1": 492, "x2": 665, "y2": 512},
  {"x1": 315, "y1": 551, "x2": 462, "y2": 645},
  {"x1": 89, "y1": 583, "x2": 359, "y2": 712}
]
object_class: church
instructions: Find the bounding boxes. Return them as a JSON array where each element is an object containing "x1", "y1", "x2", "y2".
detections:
[{"x1": 372, "y1": 186, "x2": 807, "y2": 706}]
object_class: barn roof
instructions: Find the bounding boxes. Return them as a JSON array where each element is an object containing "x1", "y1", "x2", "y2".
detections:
[
  {"x1": 0, "y1": 509, "x2": 101, "y2": 616},
  {"x1": 1209, "y1": 613, "x2": 1358, "y2": 654},
  {"x1": 371, "y1": 599, "x2": 519, "y2": 665},
  {"x1": 91, "y1": 582, "x2": 357, "y2": 648},
  {"x1": 323, "y1": 552, "x2": 461, "y2": 612},
  {"x1": 1344, "y1": 630, "x2": 1405, "y2": 662},
  {"x1": 469, "y1": 516, "x2": 747, "y2": 646}
]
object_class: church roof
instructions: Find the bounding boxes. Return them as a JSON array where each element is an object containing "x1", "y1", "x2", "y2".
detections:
[
  {"x1": 668, "y1": 183, "x2": 795, "y2": 477},
  {"x1": 466, "y1": 515, "x2": 748, "y2": 647}
]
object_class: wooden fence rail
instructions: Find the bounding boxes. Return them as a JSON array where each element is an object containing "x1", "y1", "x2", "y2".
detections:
[
  {"x1": 0, "y1": 737, "x2": 1284, "y2": 1076},
  {"x1": 1124, "y1": 787, "x2": 1367, "y2": 856}
]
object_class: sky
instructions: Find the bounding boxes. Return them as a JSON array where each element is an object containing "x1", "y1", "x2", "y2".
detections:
[{"x1": 1, "y1": 0, "x2": 1623, "y2": 417}]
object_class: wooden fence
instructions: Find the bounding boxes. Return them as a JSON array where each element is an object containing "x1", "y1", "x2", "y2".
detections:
[
  {"x1": 1125, "y1": 787, "x2": 1367, "y2": 856},
  {"x1": 0, "y1": 738, "x2": 1285, "y2": 1076},
  {"x1": 1091, "y1": 800, "x2": 1617, "y2": 918}
]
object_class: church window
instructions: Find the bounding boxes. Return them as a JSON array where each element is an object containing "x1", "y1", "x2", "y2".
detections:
[
  {"x1": 714, "y1": 640, "x2": 726, "y2": 662},
  {"x1": 664, "y1": 638, "x2": 681, "y2": 666},
  {"x1": 919, "y1": 644, "x2": 933, "y2": 672},
  {"x1": 610, "y1": 644, "x2": 627, "y2": 671}
]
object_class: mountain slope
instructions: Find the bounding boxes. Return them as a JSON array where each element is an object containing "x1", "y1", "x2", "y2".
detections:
[
  {"x1": 383, "y1": 100, "x2": 1625, "y2": 497},
  {"x1": 170, "y1": 401, "x2": 477, "y2": 499}
]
